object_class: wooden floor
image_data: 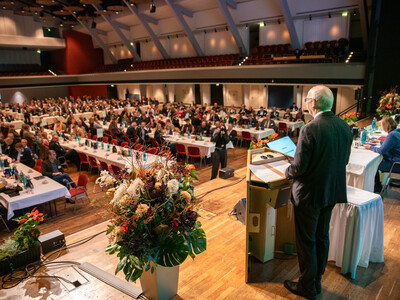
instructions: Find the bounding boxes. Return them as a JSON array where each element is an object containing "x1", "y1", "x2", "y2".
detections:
[{"x1": 1, "y1": 140, "x2": 399, "y2": 300}]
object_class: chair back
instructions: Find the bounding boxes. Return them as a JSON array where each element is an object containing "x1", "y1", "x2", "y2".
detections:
[
  {"x1": 176, "y1": 143, "x2": 186, "y2": 154},
  {"x1": 35, "y1": 159, "x2": 43, "y2": 167},
  {"x1": 121, "y1": 141, "x2": 129, "y2": 148},
  {"x1": 242, "y1": 131, "x2": 251, "y2": 140},
  {"x1": 77, "y1": 173, "x2": 89, "y2": 188},
  {"x1": 92, "y1": 135, "x2": 97, "y2": 141},
  {"x1": 134, "y1": 144, "x2": 143, "y2": 151},
  {"x1": 278, "y1": 122, "x2": 287, "y2": 130},
  {"x1": 147, "y1": 147, "x2": 158, "y2": 155},
  {"x1": 78, "y1": 152, "x2": 88, "y2": 162},
  {"x1": 102, "y1": 136, "x2": 109, "y2": 143},
  {"x1": 33, "y1": 165, "x2": 41, "y2": 172},
  {"x1": 88, "y1": 156, "x2": 98, "y2": 166},
  {"x1": 100, "y1": 161, "x2": 109, "y2": 172},
  {"x1": 111, "y1": 165, "x2": 122, "y2": 176},
  {"x1": 110, "y1": 139, "x2": 118, "y2": 145},
  {"x1": 87, "y1": 133, "x2": 91, "y2": 139},
  {"x1": 187, "y1": 146, "x2": 200, "y2": 156},
  {"x1": 152, "y1": 139, "x2": 159, "y2": 148}
]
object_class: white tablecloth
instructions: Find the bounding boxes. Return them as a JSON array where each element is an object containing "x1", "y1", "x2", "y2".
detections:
[
  {"x1": 0, "y1": 156, "x2": 71, "y2": 219},
  {"x1": 277, "y1": 120, "x2": 305, "y2": 132},
  {"x1": 61, "y1": 139, "x2": 161, "y2": 169},
  {"x1": 232, "y1": 127, "x2": 275, "y2": 140},
  {"x1": 346, "y1": 148, "x2": 382, "y2": 192},
  {"x1": 329, "y1": 186, "x2": 384, "y2": 278},
  {"x1": 10, "y1": 120, "x2": 24, "y2": 130}
]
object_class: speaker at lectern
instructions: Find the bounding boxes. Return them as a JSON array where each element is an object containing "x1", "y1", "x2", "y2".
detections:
[{"x1": 245, "y1": 147, "x2": 296, "y2": 283}]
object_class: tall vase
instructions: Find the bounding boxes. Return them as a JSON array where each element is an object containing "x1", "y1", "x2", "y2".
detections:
[{"x1": 139, "y1": 263, "x2": 179, "y2": 300}]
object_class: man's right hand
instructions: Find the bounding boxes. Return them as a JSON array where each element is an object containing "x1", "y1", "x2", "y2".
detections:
[{"x1": 53, "y1": 172, "x2": 62, "y2": 176}]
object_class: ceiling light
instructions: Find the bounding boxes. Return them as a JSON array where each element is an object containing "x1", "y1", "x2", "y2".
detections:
[{"x1": 342, "y1": 11, "x2": 348, "y2": 17}]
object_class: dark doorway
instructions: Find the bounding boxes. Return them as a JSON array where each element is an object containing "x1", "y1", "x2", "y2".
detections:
[
  {"x1": 107, "y1": 85, "x2": 118, "y2": 99},
  {"x1": 249, "y1": 24, "x2": 260, "y2": 56},
  {"x1": 268, "y1": 85, "x2": 294, "y2": 108},
  {"x1": 194, "y1": 84, "x2": 201, "y2": 105},
  {"x1": 331, "y1": 88, "x2": 338, "y2": 114},
  {"x1": 210, "y1": 84, "x2": 223, "y2": 106}
]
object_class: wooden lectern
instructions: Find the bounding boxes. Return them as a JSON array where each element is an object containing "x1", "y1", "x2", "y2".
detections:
[{"x1": 245, "y1": 147, "x2": 296, "y2": 283}]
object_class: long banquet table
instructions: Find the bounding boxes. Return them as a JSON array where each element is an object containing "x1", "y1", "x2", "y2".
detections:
[
  {"x1": 329, "y1": 186, "x2": 384, "y2": 279},
  {"x1": 0, "y1": 155, "x2": 71, "y2": 220}
]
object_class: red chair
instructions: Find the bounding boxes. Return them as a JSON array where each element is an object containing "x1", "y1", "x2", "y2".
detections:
[
  {"x1": 92, "y1": 135, "x2": 98, "y2": 141},
  {"x1": 87, "y1": 133, "x2": 91, "y2": 139},
  {"x1": 33, "y1": 165, "x2": 42, "y2": 172},
  {"x1": 147, "y1": 147, "x2": 158, "y2": 155},
  {"x1": 102, "y1": 136, "x2": 109, "y2": 143},
  {"x1": 65, "y1": 174, "x2": 89, "y2": 212},
  {"x1": 110, "y1": 139, "x2": 118, "y2": 145},
  {"x1": 134, "y1": 144, "x2": 143, "y2": 151},
  {"x1": 240, "y1": 131, "x2": 252, "y2": 147},
  {"x1": 152, "y1": 139, "x2": 159, "y2": 148},
  {"x1": 88, "y1": 156, "x2": 101, "y2": 173},
  {"x1": 35, "y1": 159, "x2": 43, "y2": 167},
  {"x1": 99, "y1": 161, "x2": 111, "y2": 173},
  {"x1": 121, "y1": 141, "x2": 129, "y2": 148},
  {"x1": 278, "y1": 122, "x2": 288, "y2": 135},
  {"x1": 111, "y1": 165, "x2": 122, "y2": 178},
  {"x1": 187, "y1": 146, "x2": 206, "y2": 168},
  {"x1": 78, "y1": 152, "x2": 90, "y2": 170},
  {"x1": 175, "y1": 143, "x2": 187, "y2": 162}
]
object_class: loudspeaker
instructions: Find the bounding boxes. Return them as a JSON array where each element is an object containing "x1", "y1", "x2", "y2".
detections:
[
  {"x1": 219, "y1": 167, "x2": 234, "y2": 179},
  {"x1": 38, "y1": 230, "x2": 65, "y2": 254},
  {"x1": 232, "y1": 198, "x2": 246, "y2": 224},
  {"x1": 150, "y1": 3, "x2": 156, "y2": 13}
]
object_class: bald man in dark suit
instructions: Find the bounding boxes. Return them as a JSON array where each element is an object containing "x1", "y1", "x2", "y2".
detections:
[{"x1": 284, "y1": 86, "x2": 352, "y2": 299}]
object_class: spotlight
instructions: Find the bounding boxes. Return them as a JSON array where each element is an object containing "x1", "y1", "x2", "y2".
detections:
[
  {"x1": 353, "y1": 9, "x2": 357, "y2": 16},
  {"x1": 328, "y1": 12, "x2": 331, "y2": 18},
  {"x1": 91, "y1": 21, "x2": 96, "y2": 29},
  {"x1": 150, "y1": 1, "x2": 156, "y2": 13},
  {"x1": 309, "y1": 15, "x2": 312, "y2": 21},
  {"x1": 245, "y1": 24, "x2": 248, "y2": 29}
]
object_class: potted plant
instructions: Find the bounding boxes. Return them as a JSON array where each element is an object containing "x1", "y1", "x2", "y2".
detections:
[
  {"x1": 0, "y1": 208, "x2": 43, "y2": 276},
  {"x1": 376, "y1": 88, "x2": 400, "y2": 117},
  {"x1": 342, "y1": 112, "x2": 360, "y2": 127},
  {"x1": 249, "y1": 133, "x2": 279, "y2": 149},
  {"x1": 96, "y1": 155, "x2": 206, "y2": 300}
]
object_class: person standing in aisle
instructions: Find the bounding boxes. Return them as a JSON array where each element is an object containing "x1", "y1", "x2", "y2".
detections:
[
  {"x1": 284, "y1": 85, "x2": 352, "y2": 299},
  {"x1": 210, "y1": 126, "x2": 230, "y2": 180}
]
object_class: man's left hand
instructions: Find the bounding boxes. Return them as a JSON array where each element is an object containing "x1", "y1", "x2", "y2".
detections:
[{"x1": 364, "y1": 144, "x2": 371, "y2": 150}]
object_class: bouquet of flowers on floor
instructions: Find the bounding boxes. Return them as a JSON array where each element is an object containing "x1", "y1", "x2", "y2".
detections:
[
  {"x1": 376, "y1": 88, "x2": 400, "y2": 117},
  {"x1": 342, "y1": 112, "x2": 360, "y2": 126},
  {"x1": 96, "y1": 155, "x2": 206, "y2": 282},
  {"x1": 249, "y1": 132, "x2": 279, "y2": 149}
]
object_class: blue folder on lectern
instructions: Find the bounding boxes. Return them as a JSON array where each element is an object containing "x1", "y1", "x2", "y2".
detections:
[{"x1": 267, "y1": 136, "x2": 297, "y2": 158}]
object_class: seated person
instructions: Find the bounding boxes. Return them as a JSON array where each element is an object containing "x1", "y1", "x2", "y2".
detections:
[
  {"x1": 12, "y1": 142, "x2": 35, "y2": 168},
  {"x1": 181, "y1": 118, "x2": 193, "y2": 135},
  {"x1": 196, "y1": 121, "x2": 211, "y2": 137},
  {"x1": 42, "y1": 150, "x2": 76, "y2": 202},
  {"x1": 271, "y1": 107, "x2": 280, "y2": 120},
  {"x1": 295, "y1": 110, "x2": 305, "y2": 122},
  {"x1": 126, "y1": 122, "x2": 139, "y2": 142},
  {"x1": 261, "y1": 113, "x2": 276, "y2": 129},
  {"x1": 223, "y1": 112, "x2": 234, "y2": 125},
  {"x1": 364, "y1": 117, "x2": 400, "y2": 192},
  {"x1": 283, "y1": 109, "x2": 291, "y2": 120},
  {"x1": 52, "y1": 118, "x2": 65, "y2": 132},
  {"x1": 258, "y1": 106, "x2": 267, "y2": 117},
  {"x1": 49, "y1": 134, "x2": 81, "y2": 170},
  {"x1": 138, "y1": 121, "x2": 151, "y2": 146},
  {"x1": 164, "y1": 119, "x2": 175, "y2": 133},
  {"x1": 227, "y1": 123, "x2": 236, "y2": 143},
  {"x1": 290, "y1": 102, "x2": 299, "y2": 111},
  {"x1": 248, "y1": 114, "x2": 258, "y2": 127},
  {"x1": 234, "y1": 114, "x2": 244, "y2": 126},
  {"x1": 238, "y1": 104, "x2": 249, "y2": 116}
]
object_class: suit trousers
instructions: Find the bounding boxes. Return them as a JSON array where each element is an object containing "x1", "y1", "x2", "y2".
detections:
[
  {"x1": 211, "y1": 149, "x2": 227, "y2": 179},
  {"x1": 294, "y1": 202, "x2": 334, "y2": 292}
]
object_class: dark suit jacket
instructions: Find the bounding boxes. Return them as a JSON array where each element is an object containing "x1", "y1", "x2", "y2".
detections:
[
  {"x1": 42, "y1": 159, "x2": 63, "y2": 178},
  {"x1": 285, "y1": 111, "x2": 352, "y2": 209},
  {"x1": 13, "y1": 148, "x2": 35, "y2": 168}
]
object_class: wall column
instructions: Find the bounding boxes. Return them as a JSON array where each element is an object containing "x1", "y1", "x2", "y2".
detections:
[
  {"x1": 243, "y1": 85, "x2": 250, "y2": 108},
  {"x1": 200, "y1": 84, "x2": 210, "y2": 105}
]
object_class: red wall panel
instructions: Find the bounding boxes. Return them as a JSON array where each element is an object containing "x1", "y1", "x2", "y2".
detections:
[{"x1": 69, "y1": 85, "x2": 107, "y2": 99}]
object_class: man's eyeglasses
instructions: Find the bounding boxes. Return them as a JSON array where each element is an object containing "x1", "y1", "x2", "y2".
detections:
[{"x1": 304, "y1": 97, "x2": 314, "y2": 103}]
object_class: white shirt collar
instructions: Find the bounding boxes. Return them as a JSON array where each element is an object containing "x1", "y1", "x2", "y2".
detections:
[{"x1": 314, "y1": 109, "x2": 331, "y2": 119}]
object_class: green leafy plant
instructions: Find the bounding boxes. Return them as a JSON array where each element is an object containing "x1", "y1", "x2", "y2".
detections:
[
  {"x1": 0, "y1": 238, "x2": 19, "y2": 260},
  {"x1": 97, "y1": 156, "x2": 206, "y2": 282},
  {"x1": 376, "y1": 88, "x2": 400, "y2": 117}
]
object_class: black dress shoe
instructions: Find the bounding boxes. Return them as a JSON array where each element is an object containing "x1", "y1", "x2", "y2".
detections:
[
  {"x1": 284, "y1": 280, "x2": 316, "y2": 300},
  {"x1": 66, "y1": 198, "x2": 75, "y2": 204}
]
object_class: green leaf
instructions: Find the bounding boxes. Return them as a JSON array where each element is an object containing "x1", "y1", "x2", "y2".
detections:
[
  {"x1": 156, "y1": 232, "x2": 189, "y2": 267},
  {"x1": 115, "y1": 256, "x2": 127, "y2": 275}
]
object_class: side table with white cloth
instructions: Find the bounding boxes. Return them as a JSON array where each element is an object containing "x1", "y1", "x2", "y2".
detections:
[
  {"x1": 0, "y1": 156, "x2": 71, "y2": 220},
  {"x1": 277, "y1": 120, "x2": 305, "y2": 132},
  {"x1": 328, "y1": 186, "x2": 384, "y2": 279},
  {"x1": 346, "y1": 147, "x2": 383, "y2": 192},
  {"x1": 232, "y1": 126, "x2": 275, "y2": 140}
]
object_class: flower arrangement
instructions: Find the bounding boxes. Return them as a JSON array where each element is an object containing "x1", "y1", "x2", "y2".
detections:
[
  {"x1": 342, "y1": 112, "x2": 360, "y2": 126},
  {"x1": 97, "y1": 155, "x2": 206, "y2": 282},
  {"x1": 249, "y1": 132, "x2": 279, "y2": 149},
  {"x1": 376, "y1": 89, "x2": 400, "y2": 117},
  {"x1": 0, "y1": 208, "x2": 44, "y2": 260}
]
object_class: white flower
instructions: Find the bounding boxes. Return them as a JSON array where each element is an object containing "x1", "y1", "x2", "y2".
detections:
[
  {"x1": 167, "y1": 179, "x2": 179, "y2": 197},
  {"x1": 95, "y1": 170, "x2": 116, "y2": 187},
  {"x1": 135, "y1": 204, "x2": 149, "y2": 217},
  {"x1": 111, "y1": 181, "x2": 129, "y2": 206},
  {"x1": 127, "y1": 178, "x2": 145, "y2": 198},
  {"x1": 156, "y1": 169, "x2": 170, "y2": 184}
]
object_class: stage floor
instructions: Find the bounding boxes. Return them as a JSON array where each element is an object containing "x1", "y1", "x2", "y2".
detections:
[{"x1": 0, "y1": 167, "x2": 399, "y2": 299}]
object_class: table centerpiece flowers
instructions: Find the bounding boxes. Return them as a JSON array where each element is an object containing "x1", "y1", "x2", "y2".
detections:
[
  {"x1": 249, "y1": 132, "x2": 279, "y2": 149},
  {"x1": 95, "y1": 154, "x2": 206, "y2": 286},
  {"x1": 376, "y1": 89, "x2": 400, "y2": 117},
  {"x1": 342, "y1": 112, "x2": 360, "y2": 126}
]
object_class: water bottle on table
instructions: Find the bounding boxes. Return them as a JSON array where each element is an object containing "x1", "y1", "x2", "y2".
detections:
[
  {"x1": 361, "y1": 128, "x2": 367, "y2": 144},
  {"x1": 372, "y1": 117, "x2": 377, "y2": 131}
]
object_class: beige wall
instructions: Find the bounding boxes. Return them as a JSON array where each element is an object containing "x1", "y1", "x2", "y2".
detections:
[
  {"x1": 224, "y1": 84, "x2": 243, "y2": 107},
  {"x1": 249, "y1": 85, "x2": 267, "y2": 109},
  {"x1": 175, "y1": 84, "x2": 195, "y2": 104},
  {"x1": 146, "y1": 84, "x2": 166, "y2": 103},
  {"x1": 117, "y1": 84, "x2": 140, "y2": 100}
]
